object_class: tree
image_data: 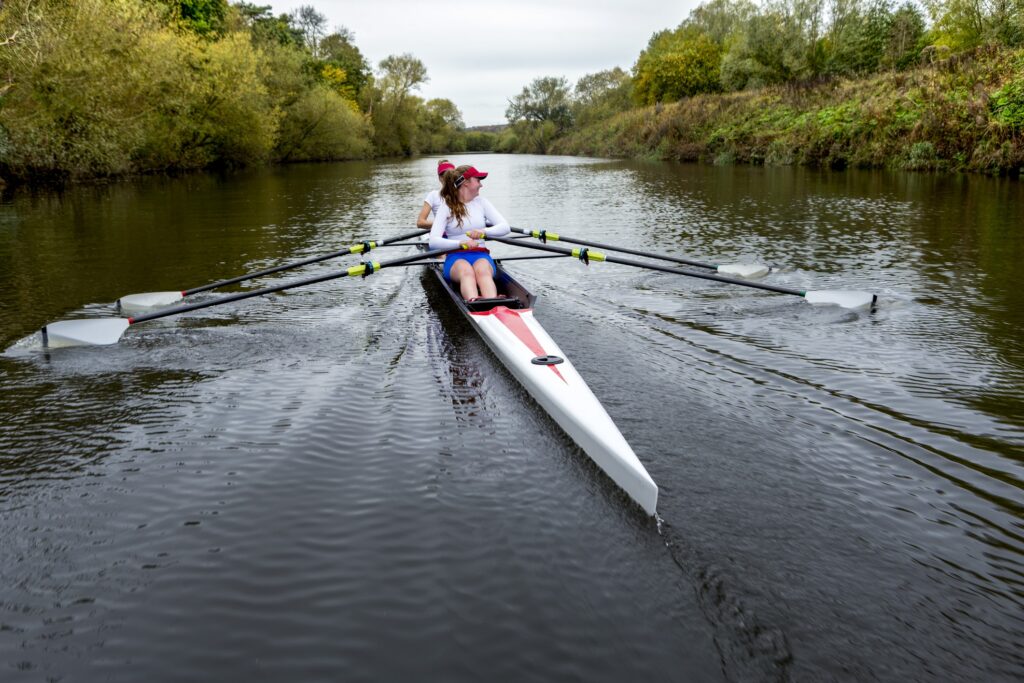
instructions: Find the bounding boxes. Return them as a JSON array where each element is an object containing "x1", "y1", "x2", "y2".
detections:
[
  {"x1": 234, "y1": 3, "x2": 303, "y2": 46},
  {"x1": 572, "y1": 68, "x2": 632, "y2": 127},
  {"x1": 633, "y1": 29, "x2": 723, "y2": 104},
  {"x1": 377, "y1": 53, "x2": 429, "y2": 106},
  {"x1": 293, "y1": 4, "x2": 327, "y2": 56},
  {"x1": 884, "y1": 2, "x2": 925, "y2": 68},
  {"x1": 924, "y1": 0, "x2": 1024, "y2": 48},
  {"x1": 320, "y1": 29, "x2": 371, "y2": 97},
  {"x1": 367, "y1": 53, "x2": 429, "y2": 155},
  {"x1": 418, "y1": 98, "x2": 466, "y2": 153},
  {"x1": 685, "y1": 0, "x2": 758, "y2": 44},
  {"x1": 155, "y1": 0, "x2": 228, "y2": 36},
  {"x1": 177, "y1": 0, "x2": 228, "y2": 35},
  {"x1": 505, "y1": 76, "x2": 573, "y2": 130}
]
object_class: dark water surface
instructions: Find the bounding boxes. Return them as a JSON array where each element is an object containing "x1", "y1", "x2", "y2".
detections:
[{"x1": 1, "y1": 156, "x2": 1021, "y2": 681}]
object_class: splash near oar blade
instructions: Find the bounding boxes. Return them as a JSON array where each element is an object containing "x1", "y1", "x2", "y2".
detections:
[
  {"x1": 804, "y1": 290, "x2": 876, "y2": 310},
  {"x1": 41, "y1": 319, "x2": 131, "y2": 348},
  {"x1": 116, "y1": 291, "x2": 184, "y2": 313},
  {"x1": 717, "y1": 263, "x2": 770, "y2": 279}
]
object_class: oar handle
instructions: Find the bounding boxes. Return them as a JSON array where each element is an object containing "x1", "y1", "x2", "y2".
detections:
[
  {"x1": 132, "y1": 246, "x2": 455, "y2": 325},
  {"x1": 490, "y1": 237, "x2": 806, "y2": 298},
  {"x1": 183, "y1": 228, "x2": 429, "y2": 295},
  {"x1": 511, "y1": 226, "x2": 718, "y2": 271}
]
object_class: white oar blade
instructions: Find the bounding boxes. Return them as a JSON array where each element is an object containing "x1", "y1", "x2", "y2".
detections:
[
  {"x1": 116, "y1": 291, "x2": 184, "y2": 313},
  {"x1": 42, "y1": 319, "x2": 131, "y2": 347},
  {"x1": 717, "y1": 263, "x2": 770, "y2": 279},
  {"x1": 804, "y1": 290, "x2": 876, "y2": 310}
]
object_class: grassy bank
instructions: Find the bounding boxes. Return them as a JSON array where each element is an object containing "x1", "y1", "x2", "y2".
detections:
[{"x1": 551, "y1": 46, "x2": 1024, "y2": 174}]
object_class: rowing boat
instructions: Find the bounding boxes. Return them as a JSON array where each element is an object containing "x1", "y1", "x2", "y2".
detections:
[{"x1": 423, "y1": 252, "x2": 659, "y2": 516}]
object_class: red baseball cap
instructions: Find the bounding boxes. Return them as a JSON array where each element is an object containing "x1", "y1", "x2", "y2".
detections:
[
  {"x1": 437, "y1": 161, "x2": 455, "y2": 175},
  {"x1": 461, "y1": 166, "x2": 488, "y2": 180}
]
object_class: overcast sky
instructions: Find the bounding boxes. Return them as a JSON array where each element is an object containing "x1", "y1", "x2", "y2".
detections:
[{"x1": 267, "y1": 1, "x2": 699, "y2": 126}]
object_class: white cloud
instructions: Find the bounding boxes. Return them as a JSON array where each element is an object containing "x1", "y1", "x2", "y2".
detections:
[{"x1": 265, "y1": 1, "x2": 698, "y2": 126}]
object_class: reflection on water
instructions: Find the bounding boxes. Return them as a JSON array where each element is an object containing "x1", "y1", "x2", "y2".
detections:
[{"x1": 0, "y1": 157, "x2": 1021, "y2": 681}]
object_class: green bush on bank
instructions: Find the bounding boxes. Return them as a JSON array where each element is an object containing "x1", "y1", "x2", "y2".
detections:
[
  {"x1": 551, "y1": 46, "x2": 1024, "y2": 174},
  {"x1": 0, "y1": 0, "x2": 481, "y2": 184},
  {"x1": 0, "y1": 0, "x2": 284, "y2": 179}
]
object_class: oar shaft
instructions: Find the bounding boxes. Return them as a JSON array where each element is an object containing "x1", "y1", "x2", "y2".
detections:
[
  {"x1": 491, "y1": 237, "x2": 806, "y2": 297},
  {"x1": 131, "y1": 247, "x2": 455, "y2": 325},
  {"x1": 183, "y1": 228, "x2": 428, "y2": 296},
  {"x1": 511, "y1": 227, "x2": 718, "y2": 270}
]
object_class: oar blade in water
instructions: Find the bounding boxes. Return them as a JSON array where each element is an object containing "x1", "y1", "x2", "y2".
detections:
[
  {"x1": 804, "y1": 290, "x2": 876, "y2": 310},
  {"x1": 116, "y1": 291, "x2": 184, "y2": 313},
  {"x1": 717, "y1": 263, "x2": 770, "y2": 279},
  {"x1": 41, "y1": 319, "x2": 131, "y2": 348}
]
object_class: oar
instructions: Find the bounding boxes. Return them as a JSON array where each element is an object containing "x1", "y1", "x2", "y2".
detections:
[
  {"x1": 511, "y1": 227, "x2": 772, "y2": 279},
  {"x1": 490, "y1": 237, "x2": 875, "y2": 310},
  {"x1": 115, "y1": 228, "x2": 429, "y2": 313},
  {"x1": 42, "y1": 247, "x2": 458, "y2": 348}
]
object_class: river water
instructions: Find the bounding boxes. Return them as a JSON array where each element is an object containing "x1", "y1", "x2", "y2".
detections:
[{"x1": 1, "y1": 155, "x2": 1021, "y2": 681}]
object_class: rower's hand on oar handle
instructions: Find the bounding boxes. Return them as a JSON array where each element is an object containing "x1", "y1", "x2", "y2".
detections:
[
  {"x1": 462, "y1": 238, "x2": 481, "y2": 249},
  {"x1": 467, "y1": 230, "x2": 486, "y2": 240}
]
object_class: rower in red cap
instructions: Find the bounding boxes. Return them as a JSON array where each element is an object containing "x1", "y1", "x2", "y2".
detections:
[
  {"x1": 428, "y1": 165, "x2": 510, "y2": 300},
  {"x1": 417, "y1": 159, "x2": 457, "y2": 229}
]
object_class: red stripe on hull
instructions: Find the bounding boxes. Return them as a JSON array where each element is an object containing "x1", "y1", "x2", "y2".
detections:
[{"x1": 472, "y1": 306, "x2": 566, "y2": 383}]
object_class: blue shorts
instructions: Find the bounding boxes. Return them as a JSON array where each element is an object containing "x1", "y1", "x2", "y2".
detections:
[{"x1": 443, "y1": 251, "x2": 496, "y2": 281}]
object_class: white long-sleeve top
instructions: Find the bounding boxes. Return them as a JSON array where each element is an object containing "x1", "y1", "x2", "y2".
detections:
[{"x1": 428, "y1": 196, "x2": 510, "y2": 250}]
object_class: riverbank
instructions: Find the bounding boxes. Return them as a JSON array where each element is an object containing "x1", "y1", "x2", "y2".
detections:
[{"x1": 550, "y1": 46, "x2": 1024, "y2": 175}]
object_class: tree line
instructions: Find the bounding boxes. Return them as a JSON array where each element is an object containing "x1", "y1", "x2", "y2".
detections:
[
  {"x1": 0, "y1": 0, "x2": 491, "y2": 183},
  {"x1": 498, "y1": 0, "x2": 1024, "y2": 172}
]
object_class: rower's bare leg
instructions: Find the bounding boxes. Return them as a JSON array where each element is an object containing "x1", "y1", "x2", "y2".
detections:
[
  {"x1": 450, "y1": 260, "x2": 480, "y2": 300},
  {"x1": 473, "y1": 260, "x2": 498, "y2": 298}
]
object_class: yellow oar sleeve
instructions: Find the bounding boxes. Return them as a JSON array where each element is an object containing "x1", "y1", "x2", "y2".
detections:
[
  {"x1": 346, "y1": 261, "x2": 381, "y2": 277},
  {"x1": 348, "y1": 241, "x2": 378, "y2": 254},
  {"x1": 572, "y1": 248, "x2": 606, "y2": 262}
]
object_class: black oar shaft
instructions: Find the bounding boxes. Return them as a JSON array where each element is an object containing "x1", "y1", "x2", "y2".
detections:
[
  {"x1": 131, "y1": 247, "x2": 455, "y2": 325},
  {"x1": 511, "y1": 227, "x2": 718, "y2": 270},
  {"x1": 490, "y1": 237, "x2": 806, "y2": 297},
  {"x1": 183, "y1": 228, "x2": 428, "y2": 296}
]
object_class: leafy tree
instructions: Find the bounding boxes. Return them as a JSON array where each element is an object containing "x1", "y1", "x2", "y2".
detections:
[
  {"x1": 366, "y1": 53, "x2": 429, "y2": 155},
  {"x1": 924, "y1": 0, "x2": 1024, "y2": 48},
  {"x1": 417, "y1": 98, "x2": 466, "y2": 153},
  {"x1": 720, "y1": 9, "x2": 799, "y2": 89},
  {"x1": 320, "y1": 29, "x2": 371, "y2": 98},
  {"x1": 825, "y1": 0, "x2": 893, "y2": 75},
  {"x1": 685, "y1": 0, "x2": 758, "y2": 44},
  {"x1": 633, "y1": 28, "x2": 723, "y2": 104},
  {"x1": 464, "y1": 130, "x2": 497, "y2": 151},
  {"x1": 572, "y1": 68, "x2": 632, "y2": 127},
  {"x1": 274, "y1": 85, "x2": 370, "y2": 161},
  {"x1": 153, "y1": 0, "x2": 228, "y2": 36},
  {"x1": 176, "y1": 0, "x2": 228, "y2": 35},
  {"x1": 377, "y1": 53, "x2": 428, "y2": 106},
  {"x1": 505, "y1": 76, "x2": 573, "y2": 130},
  {"x1": 0, "y1": 0, "x2": 279, "y2": 179},
  {"x1": 884, "y1": 2, "x2": 926, "y2": 68},
  {"x1": 233, "y1": 2, "x2": 303, "y2": 46}
]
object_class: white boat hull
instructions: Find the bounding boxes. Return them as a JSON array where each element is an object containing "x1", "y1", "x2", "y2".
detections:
[
  {"x1": 427, "y1": 260, "x2": 658, "y2": 516},
  {"x1": 466, "y1": 305, "x2": 658, "y2": 515}
]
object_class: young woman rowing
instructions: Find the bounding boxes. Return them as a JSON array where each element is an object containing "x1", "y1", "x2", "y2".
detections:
[
  {"x1": 416, "y1": 159, "x2": 456, "y2": 229},
  {"x1": 428, "y1": 164, "x2": 510, "y2": 300}
]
